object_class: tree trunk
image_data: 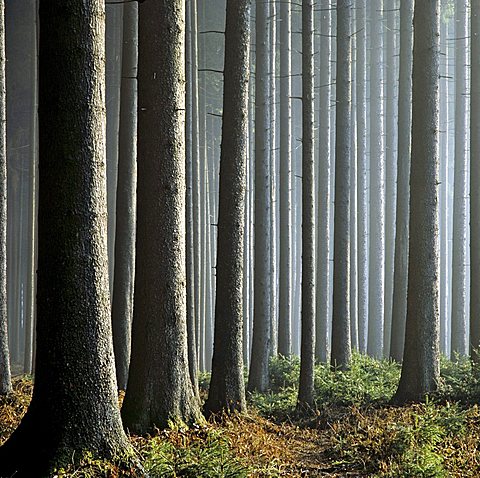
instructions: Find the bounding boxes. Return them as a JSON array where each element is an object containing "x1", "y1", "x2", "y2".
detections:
[
  {"x1": 471, "y1": 0, "x2": 480, "y2": 362},
  {"x1": 121, "y1": 0, "x2": 202, "y2": 433},
  {"x1": 278, "y1": 0, "x2": 292, "y2": 358},
  {"x1": 111, "y1": 1, "x2": 138, "y2": 391},
  {"x1": 368, "y1": 0, "x2": 385, "y2": 358},
  {"x1": 356, "y1": 0, "x2": 368, "y2": 354},
  {"x1": 248, "y1": 0, "x2": 271, "y2": 393},
  {"x1": 204, "y1": 0, "x2": 250, "y2": 415},
  {"x1": 316, "y1": 0, "x2": 332, "y2": 363},
  {"x1": 451, "y1": 0, "x2": 468, "y2": 357},
  {"x1": 383, "y1": 0, "x2": 398, "y2": 358},
  {"x1": 390, "y1": 0, "x2": 413, "y2": 362},
  {"x1": 0, "y1": 0, "x2": 10, "y2": 396},
  {"x1": 185, "y1": 0, "x2": 199, "y2": 396},
  {"x1": 331, "y1": 0, "x2": 352, "y2": 370},
  {"x1": 394, "y1": 0, "x2": 440, "y2": 404},
  {"x1": 0, "y1": 0, "x2": 130, "y2": 473},
  {"x1": 298, "y1": 0, "x2": 315, "y2": 407}
]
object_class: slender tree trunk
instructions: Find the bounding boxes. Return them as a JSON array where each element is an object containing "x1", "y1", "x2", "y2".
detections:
[
  {"x1": 298, "y1": 0, "x2": 315, "y2": 407},
  {"x1": 356, "y1": 0, "x2": 368, "y2": 354},
  {"x1": 383, "y1": 0, "x2": 398, "y2": 358},
  {"x1": 0, "y1": 0, "x2": 10, "y2": 395},
  {"x1": 0, "y1": 0, "x2": 131, "y2": 472},
  {"x1": 111, "y1": 1, "x2": 137, "y2": 391},
  {"x1": 316, "y1": 0, "x2": 331, "y2": 363},
  {"x1": 269, "y1": 0, "x2": 278, "y2": 358},
  {"x1": 204, "y1": 0, "x2": 250, "y2": 415},
  {"x1": 451, "y1": 0, "x2": 468, "y2": 357},
  {"x1": 439, "y1": 0, "x2": 450, "y2": 357},
  {"x1": 331, "y1": 0, "x2": 351, "y2": 370},
  {"x1": 122, "y1": 0, "x2": 202, "y2": 433},
  {"x1": 23, "y1": 0, "x2": 38, "y2": 375},
  {"x1": 368, "y1": 0, "x2": 385, "y2": 358},
  {"x1": 390, "y1": 0, "x2": 413, "y2": 362},
  {"x1": 185, "y1": 0, "x2": 199, "y2": 395},
  {"x1": 471, "y1": 0, "x2": 480, "y2": 362},
  {"x1": 350, "y1": 14, "x2": 358, "y2": 351},
  {"x1": 278, "y1": 0, "x2": 292, "y2": 358},
  {"x1": 394, "y1": 0, "x2": 440, "y2": 404},
  {"x1": 248, "y1": 0, "x2": 272, "y2": 393}
]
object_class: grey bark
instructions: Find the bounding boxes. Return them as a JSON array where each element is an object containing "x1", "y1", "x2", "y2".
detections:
[
  {"x1": 185, "y1": 0, "x2": 199, "y2": 395},
  {"x1": 204, "y1": 0, "x2": 250, "y2": 415},
  {"x1": 269, "y1": 0, "x2": 278, "y2": 358},
  {"x1": 331, "y1": 0, "x2": 352, "y2": 370},
  {"x1": 390, "y1": 0, "x2": 413, "y2": 363},
  {"x1": 0, "y1": 0, "x2": 130, "y2": 472},
  {"x1": 278, "y1": 0, "x2": 292, "y2": 357},
  {"x1": 451, "y1": 0, "x2": 468, "y2": 357},
  {"x1": 356, "y1": 0, "x2": 368, "y2": 354},
  {"x1": 248, "y1": 0, "x2": 272, "y2": 393},
  {"x1": 471, "y1": 0, "x2": 480, "y2": 362},
  {"x1": 383, "y1": 0, "x2": 398, "y2": 358},
  {"x1": 111, "y1": 1, "x2": 138, "y2": 391},
  {"x1": 105, "y1": 5, "x2": 122, "y2": 295},
  {"x1": 394, "y1": 0, "x2": 441, "y2": 404},
  {"x1": 122, "y1": 0, "x2": 202, "y2": 433},
  {"x1": 368, "y1": 0, "x2": 385, "y2": 358},
  {"x1": 316, "y1": 0, "x2": 332, "y2": 363},
  {"x1": 0, "y1": 0, "x2": 10, "y2": 395},
  {"x1": 439, "y1": 1, "x2": 450, "y2": 357},
  {"x1": 298, "y1": 0, "x2": 315, "y2": 407}
]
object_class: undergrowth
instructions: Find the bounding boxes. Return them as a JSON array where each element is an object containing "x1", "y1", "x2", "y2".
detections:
[{"x1": 2, "y1": 354, "x2": 480, "y2": 477}]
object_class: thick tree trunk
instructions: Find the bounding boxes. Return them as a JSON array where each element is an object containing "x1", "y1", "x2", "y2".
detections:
[
  {"x1": 368, "y1": 0, "x2": 385, "y2": 358},
  {"x1": 204, "y1": 0, "x2": 250, "y2": 415},
  {"x1": 331, "y1": 0, "x2": 352, "y2": 370},
  {"x1": 0, "y1": 0, "x2": 10, "y2": 396},
  {"x1": 0, "y1": 1, "x2": 130, "y2": 473},
  {"x1": 451, "y1": 0, "x2": 468, "y2": 357},
  {"x1": 471, "y1": 0, "x2": 480, "y2": 362},
  {"x1": 316, "y1": 0, "x2": 332, "y2": 363},
  {"x1": 394, "y1": 0, "x2": 440, "y2": 404},
  {"x1": 111, "y1": 1, "x2": 138, "y2": 391},
  {"x1": 122, "y1": 0, "x2": 202, "y2": 433},
  {"x1": 248, "y1": 0, "x2": 272, "y2": 393},
  {"x1": 390, "y1": 0, "x2": 413, "y2": 362},
  {"x1": 298, "y1": 0, "x2": 315, "y2": 407}
]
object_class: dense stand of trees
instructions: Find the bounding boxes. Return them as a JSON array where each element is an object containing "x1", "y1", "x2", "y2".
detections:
[{"x1": 0, "y1": 0, "x2": 479, "y2": 473}]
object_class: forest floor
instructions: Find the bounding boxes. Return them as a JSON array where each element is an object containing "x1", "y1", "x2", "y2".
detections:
[{"x1": 2, "y1": 354, "x2": 480, "y2": 477}]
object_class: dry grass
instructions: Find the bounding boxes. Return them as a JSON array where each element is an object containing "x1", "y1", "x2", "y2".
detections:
[{"x1": 2, "y1": 375, "x2": 480, "y2": 477}]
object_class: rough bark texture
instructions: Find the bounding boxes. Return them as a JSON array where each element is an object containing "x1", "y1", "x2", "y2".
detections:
[
  {"x1": 356, "y1": 0, "x2": 368, "y2": 354},
  {"x1": 451, "y1": 0, "x2": 468, "y2": 357},
  {"x1": 248, "y1": 0, "x2": 271, "y2": 393},
  {"x1": 471, "y1": 0, "x2": 480, "y2": 362},
  {"x1": 316, "y1": 0, "x2": 332, "y2": 363},
  {"x1": 390, "y1": 0, "x2": 413, "y2": 362},
  {"x1": 204, "y1": 0, "x2": 250, "y2": 415},
  {"x1": 0, "y1": 1, "x2": 130, "y2": 474},
  {"x1": 0, "y1": 0, "x2": 10, "y2": 396},
  {"x1": 121, "y1": 0, "x2": 202, "y2": 433},
  {"x1": 111, "y1": 1, "x2": 138, "y2": 391},
  {"x1": 278, "y1": 0, "x2": 292, "y2": 358},
  {"x1": 298, "y1": 0, "x2": 315, "y2": 407},
  {"x1": 394, "y1": 0, "x2": 440, "y2": 404},
  {"x1": 331, "y1": 0, "x2": 352, "y2": 370}
]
